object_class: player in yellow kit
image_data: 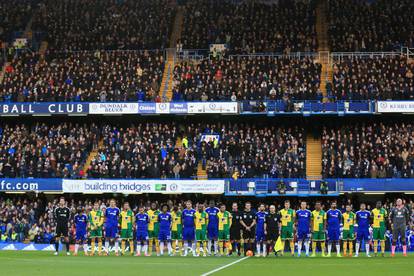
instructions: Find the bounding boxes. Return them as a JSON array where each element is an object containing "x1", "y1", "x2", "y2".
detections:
[
  {"x1": 217, "y1": 203, "x2": 232, "y2": 256},
  {"x1": 147, "y1": 202, "x2": 160, "y2": 255},
  {"x1": 88, "y1": 202, "x2": 104, "y2": 256},
  {"x1": 278, "y1": 200, "x2": 295, "y2": 256},
  {"x1": 371, "y1": 201, "x2": 387, "y2": 256},
  {"x1": 342, "y1": 205, "x2": 356, "y2": 257},
  {"x1": 311, "y1": 201, "x2": 326, "y2": 257},
  {"x1": 171, "y1": 206, "x2": 183, "y2": 256},
  {"x1": 194, "y1": 203, "x2": 209, "y2": 257},
  {"x1": 120, "y1": 202, "x2": 135, "y2": 255}
]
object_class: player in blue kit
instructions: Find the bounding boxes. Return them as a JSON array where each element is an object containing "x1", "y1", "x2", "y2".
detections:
[
  {"x1": 74, "y1": 207, "x2": 88, "y2": 256},
  {"x1": 325, "y1": 202, "x2": 342, "y2": 257},
  {"x1": 296, "y1": 201, "x2": 312, "y2": 257},
  {"x1": 355, "y1": 203, "x2": 371, "y2": 257},
  {"x1": 255, "y1": 204, "x2": 267, "y2": 257},
  {"x1": 158, "y1": 204, "x2": 173, "y2": 256},
  {"x1": 205, "y1": 200, "x2": 220, "y2": 255},
  {"x1": 135, "y1": 206, "x2": 150, "y2": 256},
  {"x1": 105, "y1": 199, "x2": 120, "y2": 256},
  {"x1": 182, "y1": 200, "x2": 196, "y2": 257}
]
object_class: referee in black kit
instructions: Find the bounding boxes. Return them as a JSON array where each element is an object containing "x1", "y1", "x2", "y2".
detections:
[
  {"x1": 240, "y1": 202, "x2": 256, "y2": 255},
  {"x1": 54, "y1": 197, "x2": 71, "y2": 255},
  {"x1": 265, "y1": 205, "x2": 280, "y2": 255}
]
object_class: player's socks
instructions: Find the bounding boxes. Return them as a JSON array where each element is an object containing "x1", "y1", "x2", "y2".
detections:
[
  {"x1": 91, "y1": 240, "x2": 96, "y2": 255},
  {"x1": 391, "y1": 245, "x2": 396, "y2": 255},
  {"x1": 55, "y1": 239, "x2": 59, "y2": 253},
  {"x1": 83, "y1": 244, "x2": 88, "y2": 255},
  {"x1": 137, "y1": 244, "x2": 142, "y2": 255},
  {"x1": 237, "y1": 242, "x2": 241, "y2": 255},
  {"x1": 192, "y1": 242, "x2": 197, "y2": 256},
  {"x1": 321, "y1": 241, "x2": 326, "y2": 256},
  {"x1": 143, "y1": 244, "x2": 148, "y2": 255},
  {"x1": 380, "y1": 241, "x2": 385, "y2": 254},
  {"x1": 196, "y1": 242, "x2": 200, "y2": 255},
  {"x1": 262, "y1": 243, "x2": 267, "y2": 257},
  {"x1": 290, "y1": 241, "x2": 294, "y2": 255},
  {"x1": 243, "y1": 242, "x2": 248, "y2": 255},
  {"x1": 183, "y1": 241, "x2": 188, "y2": 256},
  {"x1": 373, "y1": 240, "x2": 378, "y2": 254},
  {"x1": 343, "y1": 241, "x2": 347, "y2": 256},
  {"x1": 335, "y1": 243, "x2": 341, "y2": 256},
  {"x1": 66, "y1": 241, "x2": 70, "y2": 253},
  {"x1": 121, "y1": 240, "x2": 126, "y2": 255},
  {"x1": 214, "y1": 240, "x2": 218, "y2": 255},
  {"x1": 256, "y1": 243, "x2": 261, "y2": 256},
  {"x1": 327, "y1": 242, "x2": 332, "y2": 256},
  {"x1": 98, "y1": 240, "x2": 102, "y2": 255},
  {"x1": 297, "y1": 241, "x2": 302, "y2": 256},
  {"x1": 203, "y1": 241, "x2": 208, "y2": 256},
  {"x1": 75, "y1": 244, "x2": 79, "y2": 255},
  {"x1": 129, "y1": 241, "x2": 134, "y2": 255},
  {"x1": 160, "y1": 241, "x2": 165, "y2": 255},
  {"x1": 148, "y1": 240, "x2": 153, "y2": 255},
  {"x1": 305, "y1": 241, "x2": 310, "y2": 256},
  {"x1": 179, "y1": 241, "x2": 183, "y2": 254},
  {"x1": 155, "y1": 240, "x2": 160, "y2": 255},
  {"x1": 105, "y1": 241, "x2": 110, "y2": 254},
  {"x1": 312, "y1": 241, "x2": 317, "y2": 255},
  {"x1": 365, "y1": 243, "x2": 370, "y2": 256},
  {"x1": 355, "y1": 242, "x2": 360, "y2": 256},
  {"x1": 207, "y1": 240, "x2": 212, "y2": 255},
  {"x1": 403, "y1": 245, "x2": 407, "y2": 255},
  {"x1": 114, "y1": 240, "x2": 120, "y2": 255},
  {"x1": 349, "y1": 242, "x2": 353, "y2": 256},
  {"x1": 168, "y1": 242, "x2": 173, "y2": 255},
  {"x1": 220, "y1": 242, "x2": 224, "y2": 255}
]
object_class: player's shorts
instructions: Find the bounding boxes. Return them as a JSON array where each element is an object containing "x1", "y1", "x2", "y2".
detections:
[
  {"x1": 171, "y1": 229, "x2": 182, "y2": 240},
  {"x1": 196, "y1": 229, "x2": 207, "y2": 241},
  {"x1": 183, "y1": 227, "x2": 195, "y2": 241},
  {"x1": 312, "y1": 231, "x2": 326, "y2": 241},
  {"x1": 136, "y1": 230, "x2": 149, "y2": 241},
  {"x1": 75, "y1": 231, "x2": 87, "y2": 241},
  {"x1": 105, "y1": 226, "x2": 118, "y2": 239},
  {"x1": 208, "y1": 226, "x2": 218, "y2": 239},
  {"x1": 255, "y1": 230, "x2": 266, "y2": 242},
  {"x1": 266, "y1": 229, "x2": 278, "y2": 241},
  {"x1": 158, "y1": 230, "x2": 171, "y2": 241},
  {"x1": 120, "y1": 229, "x2": 133, "y2": 239},
  {"x1": 297, "y1": 229, "x2": 311, "y2": 240},
  {"x1": 218, "y1": 230, "x2": 230, "y2": 241},
  {"x1": 55, "y1": 224, "x2": 69, "y2": 237},
  {"x1": 90, "y1": 227, "x2": 103, "y2": 238},
  {"x1": 356, "y1": 229, "x2": 369, "y2": 241},
  {"x1": 148, "y1": 229, "x2": 159, "y2": 239},
  {"x1": 392, "y1": 226, "x2": 406, "y2": 241},
  {"x1": 342, "y1": 230, "x2": 355, "y2": 240},
  {"x1": 281, "y1": 226, "x2": 294, "y2": 240},
  {"x1": 242, "y1": 228, "x2": 255, "y2": 240},
  {"x1": 327, "y1": 228, "x2": 340, "y2": 241},
  {"x1": 372, "y1": 227, "x2": 386, "y2": 241},
  {"x1": 230, "y1": 227, "x2": 241, "y2": 240}
]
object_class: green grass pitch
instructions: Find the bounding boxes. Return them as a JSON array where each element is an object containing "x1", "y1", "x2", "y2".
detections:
[{"x1": 0, "y1": 251, "x2": 411, "y2": 276}]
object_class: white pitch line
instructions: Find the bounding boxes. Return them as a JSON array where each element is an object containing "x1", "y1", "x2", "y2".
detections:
[{"x1": 200, "y1": 256, "x2": 250, "y2": 276}]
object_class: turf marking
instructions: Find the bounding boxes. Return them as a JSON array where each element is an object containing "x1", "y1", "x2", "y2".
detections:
[{"x1": 200, "y1": 256, "x2": 250, "y2": 276}]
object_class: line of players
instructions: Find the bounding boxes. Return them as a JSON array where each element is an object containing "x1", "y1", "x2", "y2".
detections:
[{"x1": 59, "y1": 197, "x2": 410, "y2": 257}]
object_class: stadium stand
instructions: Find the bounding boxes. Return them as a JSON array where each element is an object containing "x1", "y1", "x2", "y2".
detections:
[
  {"x1": 0, "y1": 122, "x2": 99, "y2": 178},
  {"x1": 328, "y1": 0, "x2": 414, "y2": 52},
  {"x1": 330, "y1": 55, "x2": 414, "y2": 101},
  {"x1": 321, "y1": 121, "x2": 414, "y2": 178},
  {"x1": 181, "y1": 0, "x2": 317, "y2": 53},
  {"x1": 172, "y1": 56, "x2": 322, "y2": 101},
  {"x1": 0, "y1": 50, "x2": 164, "y2": 102},
  {"x1": 31, "y1": 0, "x2": 175, "y2": 51}
]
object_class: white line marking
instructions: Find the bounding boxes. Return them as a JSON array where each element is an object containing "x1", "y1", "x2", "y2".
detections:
[{"x1": 200, "y1": 256, "x2": 250, "y2": 276}]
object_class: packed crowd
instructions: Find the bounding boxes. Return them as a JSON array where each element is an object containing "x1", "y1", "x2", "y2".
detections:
[
  {"x1": 188, "y1": 123, "x2": 306, "y2": 179},
  {"x1": 321, "y1": 121, "x2": 414, "y2": 178},
  {"x1": 87, "y1": 123, "x2": 198, "y2": 179},
  {"x1": 172, "y1": 56, "x2": 322, "y2": 102},
  {"x1": 181, "y1": 0, "x2": 317, "y2": 53},
  {"x1": 0, "y1": 0, "x2": 34, "y2": 43},
  {"x1": 32, "y1": 0, "x2": 174, "y2": 51},
  {"x1": 0, "y1": 50, "x2": 164, "y2": 102},
  {"x1": 0, "y1": 122, "x2": 99, "y2": 178},
  {"x1": 330, "y1": 55, "x2": 414, "y2": 101},
  {"x1": 328, "y1": 0, "x2": 414, "y2": 52}
]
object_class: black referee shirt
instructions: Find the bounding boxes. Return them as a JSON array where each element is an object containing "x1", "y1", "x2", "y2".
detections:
[
  {"x1": 241, "y1": 210, "x2": 255, "y2": 227},
  {"x1": 265, "y1": 212, "x2": 280, "y2": 232},
  {"x1": 231, "y1": 210, "x2": 242, "y2": 230},
  {"x1": 54, "y1": 207, "x2": 71, "y2": 225}
]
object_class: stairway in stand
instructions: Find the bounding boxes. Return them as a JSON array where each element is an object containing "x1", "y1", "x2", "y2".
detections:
[
  {"x1": 196, "y1": 161, "x2": 208, "y2": 180},
  {"x1": 159, "y1": 6, "x2": 185, "y2": 101},
  {"x1": 306, "y1": 135, "x2": 322, "y2": 180},
  {"x1": 316, "y1": 0, "x2": 332, "y2": 101},
  {"x1": 82, "y1": 139, "x2": 104, "y2": 178}
]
